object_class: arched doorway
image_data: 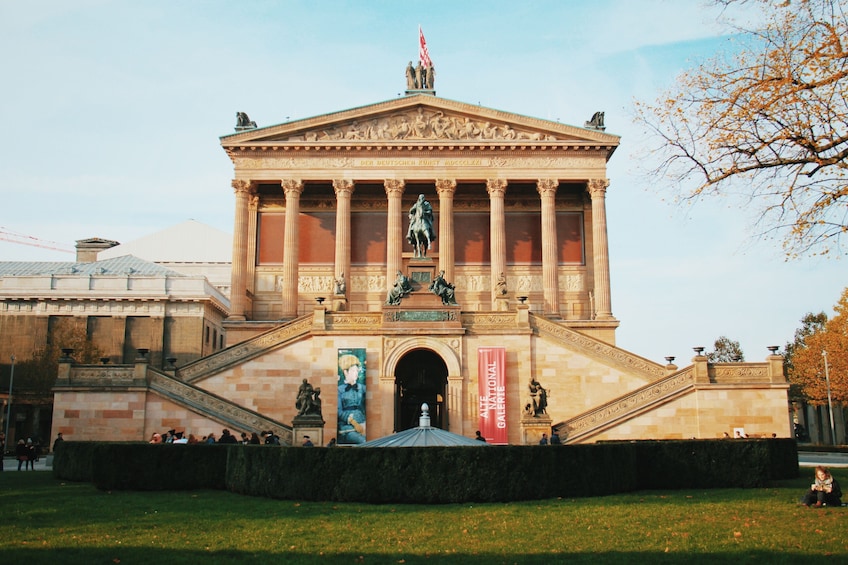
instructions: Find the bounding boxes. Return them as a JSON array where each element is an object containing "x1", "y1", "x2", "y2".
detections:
[{"x1": 395, "y1": 349, "x2": 448, "y2": 431}]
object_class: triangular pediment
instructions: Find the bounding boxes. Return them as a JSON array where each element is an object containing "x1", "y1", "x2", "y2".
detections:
[{"x1": 220, "y1": 95, "x2": 618, "y2": 146}]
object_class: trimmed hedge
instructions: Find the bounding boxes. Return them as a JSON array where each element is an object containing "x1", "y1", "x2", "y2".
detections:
[{"x1": 54, "y1": 438, "x2": 799, "y2": 502}]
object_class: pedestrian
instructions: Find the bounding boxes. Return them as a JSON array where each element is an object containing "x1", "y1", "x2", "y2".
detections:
[
  {"x1": 475, "y1": 430, "x2": 487, "y2": 442},
  {"x1": 53, "y1": 432, "x2": 65, "y2": 452},
  {"x1": 302, "y1": 435, "x2": 314, "y2": 447},
  {"x1": 539, "y1": 433, "x2": 548, "y2": 446},
  {"x1": 550, "y1": 430, "x2": 561, "y2": 445},
  {"x1": 16, "y1": 439, "x2": 28, "y2": 471}
]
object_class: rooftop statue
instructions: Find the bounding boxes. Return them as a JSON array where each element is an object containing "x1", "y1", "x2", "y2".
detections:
[
  {"x1": 584, "y1": 111, "x2": 605, "y2": 130},
  {"x1": 235, "y1": 111, "x2": 257, "y2": 130}
]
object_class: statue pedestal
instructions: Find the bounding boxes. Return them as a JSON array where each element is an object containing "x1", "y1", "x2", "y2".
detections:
[
  {"x1": 292, "y1": 414, "x2": 325, "y2": 447},
  {"x1": 494, "y1": 295, "x2": 509, "y2": 312},
  {"x1": 332, "y1": 296, "x2": 347, "y2": 312},
  {"x1": 520, "y1": 414, "x2": 552, "y2": 445}
]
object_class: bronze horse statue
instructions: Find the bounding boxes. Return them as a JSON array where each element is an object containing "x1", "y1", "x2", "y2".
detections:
[{"x1": 406, "y1": 194, "x2": 436, "y2": 258}]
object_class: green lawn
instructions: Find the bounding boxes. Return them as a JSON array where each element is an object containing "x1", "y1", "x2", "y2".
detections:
[{"x1": 0, "y1": 469, "x2": 845, "y2": 564}]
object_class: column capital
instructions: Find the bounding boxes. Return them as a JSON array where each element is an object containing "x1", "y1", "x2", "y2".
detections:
[
  {"x1": 281, "y1": 179, "x2": 304, "y2": 196},
  {"x1": 384, "y1": 179, "x2": 406, "y2": 195},
  {"x1": 435, "y1": 179, "x2": 457, "y2": 196},
  {"x1": 536, "y1": 178, "x2": 559, "y2": 197},
  {"x1": 332, "y1": 179, "x2": 355, "y2": 196},
  {"x1": 248, "y1": 193, "x2": 260, "y2": 209},
  {"x1": 231, "y1": 179, "x2": 256, "y2": 195},
  {"x1": 587, "y1": 178, "x2": 610, "y2": 197},
  {"x1": 486, "y1": 179, "x2": 508, "y2": 197}
]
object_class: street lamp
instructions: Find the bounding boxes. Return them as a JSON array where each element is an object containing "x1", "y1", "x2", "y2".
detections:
[
  {"x1": 4, "y1": 355, "x2": 15, "y2": 450},
  {"x1": 822, "y1": 350, "x2": 837, "y2": 444}
]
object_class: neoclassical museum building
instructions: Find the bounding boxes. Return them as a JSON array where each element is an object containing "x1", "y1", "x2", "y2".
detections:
[{"x1": 50, "y1": 88, "x2": 791, "y2": 446}]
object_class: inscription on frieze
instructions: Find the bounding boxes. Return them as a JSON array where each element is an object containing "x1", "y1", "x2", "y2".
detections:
[{"x1": 384, "y1": 310, "x2": 458, "y2": 323}]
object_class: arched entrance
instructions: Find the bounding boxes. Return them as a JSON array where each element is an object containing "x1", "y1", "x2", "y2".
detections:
[{"x1": 395, "y1": 349, "x2": 448, "y2": 431}]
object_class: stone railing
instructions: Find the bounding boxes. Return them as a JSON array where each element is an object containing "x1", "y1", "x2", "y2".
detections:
[
  {"x1": 62, "y1": 365, "x2": 142, "y2": 387},
  {"x1": 461, "y1": 312, "x2": 522, "y2": 331},
  {"x1": 710, "y1": 363, "x2": 771, "y2": 383},
  {"x1": 530, "y1": 314, "x2": 665, "y2": 380},
  {"x1": 560, "y1": 367, "x2": 695, "y2": 443},
  {"x1": 324, "y1": 312, "x2": 382, "y2": 331},
  {"x1": 149, "y1": 370, "x2": 293, "y2": 445},
  {"x1": 179, "y1": 314, "x2": 314, "y2": 383}
]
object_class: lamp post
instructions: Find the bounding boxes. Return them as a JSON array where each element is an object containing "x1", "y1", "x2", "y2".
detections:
[
  {"x1": 822, "y1": 350, "x2": 837, "y2": 444},
  {"x1": 4, "y1": 355, "x2": 15, "y2": 448}
]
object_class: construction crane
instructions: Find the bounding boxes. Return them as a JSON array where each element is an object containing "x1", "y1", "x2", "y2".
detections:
[{"x1": 0, "y1": 227, "x2": 74, "y2": 254}]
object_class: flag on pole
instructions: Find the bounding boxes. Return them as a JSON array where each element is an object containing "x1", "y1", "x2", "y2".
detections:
[{"x1": 419, "y1": 25, "x2": 432, "y2": 69}]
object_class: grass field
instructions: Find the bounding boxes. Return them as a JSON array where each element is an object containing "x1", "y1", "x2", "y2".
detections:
[{"x1": 0, "y1": 469, "x2": 845, "y2": 564}]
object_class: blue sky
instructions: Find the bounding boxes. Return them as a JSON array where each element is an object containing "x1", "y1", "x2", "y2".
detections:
[{"x1": 0, "y1": 0, "x2": 844, "y2": 364}]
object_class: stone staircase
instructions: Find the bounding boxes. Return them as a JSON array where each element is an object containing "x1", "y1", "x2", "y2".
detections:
[{"x1": 555, "y1": 366, "x2": 696, "y2": 443}]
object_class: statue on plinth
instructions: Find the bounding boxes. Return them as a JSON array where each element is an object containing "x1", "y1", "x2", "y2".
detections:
[
  {"x1": 429, "y1": 269, "x2": 458, "y2": 306},
  {"x1": 295, "y1": 378, "x2": 322, "y2": 417},
  {"x1": 334, "y1": 272, "x2": 346, "y2": 295},
  {"x1": 406, "y1": 194, "x2": 436, "y2": 258},
  {"x1": 528, "y1": 377, "x2": 548, "y2": 417},
  {"x1": 386, "y1": 270, "x2": 413, "y2": 305},
  {"x1": 494, "y1": 272, "x2": 507, "y2": 296}
]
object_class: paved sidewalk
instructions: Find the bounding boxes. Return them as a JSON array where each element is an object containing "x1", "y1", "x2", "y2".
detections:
[
  {"x1": 798, "y1": 451, "x2": 848, "y2": 468},
  {"x1": 0, "y1": 454, "x2": 51, "y2": 472}
]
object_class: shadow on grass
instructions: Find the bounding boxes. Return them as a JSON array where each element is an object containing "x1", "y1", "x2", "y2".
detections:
[{"x1": 0, "y1": 548, "x2": 836, "y2": 564}]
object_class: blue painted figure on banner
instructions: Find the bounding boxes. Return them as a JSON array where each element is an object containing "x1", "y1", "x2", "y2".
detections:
[{"x1": 338, "y1": 351, "x2": 367, "y2": 444}]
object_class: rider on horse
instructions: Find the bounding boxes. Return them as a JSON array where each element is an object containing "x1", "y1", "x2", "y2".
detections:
[{"x1": 407, "y1": 194, "x2": 437, "y2": 257}]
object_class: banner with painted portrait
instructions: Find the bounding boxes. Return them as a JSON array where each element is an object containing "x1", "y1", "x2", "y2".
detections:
[
  {"x1": 478, "y1": 347, "x2": 507, "y2": 444},
  {"x1": 337, "y1": 348, "x2": 367, "y2": 445}
]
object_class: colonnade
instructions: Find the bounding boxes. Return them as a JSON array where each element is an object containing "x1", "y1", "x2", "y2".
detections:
[{"x1": 226, "y1": 178, "x2": 614, "y2": 321}]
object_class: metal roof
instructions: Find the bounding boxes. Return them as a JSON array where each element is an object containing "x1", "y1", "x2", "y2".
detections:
[
  {"x1": 357, "y1": 404, "x2": 491, "y2": 448},
  {"x1": 0, "y1": 255, "x2": 185, "y2": 277}
]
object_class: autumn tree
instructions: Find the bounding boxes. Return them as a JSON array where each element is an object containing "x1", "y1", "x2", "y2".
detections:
[
  {"x1": 787, "y1": 287, "x2": 848, "y2": 404},
  {"x1": 14, "y1": 319, "x2": 101, "y2": 396},
  {"x1": 635, "y1": 0, "x2": 848, "y2": 257},
  {"x1": 708, "y1": 335, "x2": 745, "y2": 362},
  {"x1": 784, "y1": 310, "x2": 829, "y2": 400}
]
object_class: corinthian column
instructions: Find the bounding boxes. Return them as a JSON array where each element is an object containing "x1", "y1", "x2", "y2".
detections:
[
  {"x1": 436, "y1": 179, "x2": 457, "y2": 280},
  {"x1": 487, "y1": 179, "x2": 508, "y2": 308},
  {"x1": 588, "y1": 178, "x2": 613, "y2": 320},
  {"x1": 228, "y1": 179, "x2": 255, "y2": 320},
  {"x1": 246, "y1": 192, "x2": 259, "y2": 299},
  {"x1": 537, "y1": 178, "x2": 560, "y2": 316},
  {"x1": 384, "y1": 179, "x2": 405, "y2": 288},
  {"x1": 333, "y1": 179, "x2": 355, "y2": 298},
  {"x1": 281, "y1": 179, "x2": 304, "y2": 318}
]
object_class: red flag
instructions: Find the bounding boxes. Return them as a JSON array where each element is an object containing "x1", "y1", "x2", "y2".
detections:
[{"x1": 419, "y1": 26, "x2": 432, "y2": 69}]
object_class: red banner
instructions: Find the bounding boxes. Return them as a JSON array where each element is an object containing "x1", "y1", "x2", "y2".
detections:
[{"x1": 478, "y1": 347, "x2": 507, "y2": 444}]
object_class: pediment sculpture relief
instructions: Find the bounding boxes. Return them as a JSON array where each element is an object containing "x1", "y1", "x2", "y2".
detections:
[{"x1": 285, "y1": 108, "x2": 558, "y2": 143}]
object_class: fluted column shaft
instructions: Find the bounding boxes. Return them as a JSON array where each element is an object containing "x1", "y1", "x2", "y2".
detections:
[
  {"x1": 228, "y1": 179, "x2": 255, "y2": 320},
  {"x1": 281, "y1": 179, "x2": 304, "y2": 317},
  {"x1": 436, "y1": 179, "x2": 457, "y2": 280},
  {"x1": 384, "y1": 179, "x2": 405, "y2": 287},
  {"x1": 487, "y1": 179, "x2": 508, "y2": 308},
  {"x1": 246, "y1": 192, "x2": 259, "y2": 298},
  {"x1": 333, "y1": 179, "x2": 355, "y2": 298},
  {"x1": 589, "y1": 178, "x2": 613, "y2": 320},
  {"x1": 537, "y1": 179, "x2": 560, "y2": 316}
]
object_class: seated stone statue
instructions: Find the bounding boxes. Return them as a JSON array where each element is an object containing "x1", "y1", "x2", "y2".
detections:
[
  {"x1": 429, "y1": 269, "x2": 457, "y2": 305},
  {"x1": 385, "y1": 270, "x2": 413, "y2": 305}
]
